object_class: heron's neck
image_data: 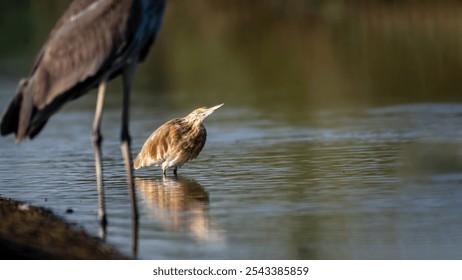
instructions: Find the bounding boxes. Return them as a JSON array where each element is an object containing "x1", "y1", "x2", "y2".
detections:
[{"x1": 183, "y1": 117, "x2": 205, "y2": 128}]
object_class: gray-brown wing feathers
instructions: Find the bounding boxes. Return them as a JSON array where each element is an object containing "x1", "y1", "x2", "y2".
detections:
[
  {"x1": 1, "y1": 0, "x2": 166, "y2": 141},
  {"x1": 32, "y1": 0, "x2": 135, "y2": 108},
  {"x1": 31, "y1": 0, "x2": 99, "y2": 71}
]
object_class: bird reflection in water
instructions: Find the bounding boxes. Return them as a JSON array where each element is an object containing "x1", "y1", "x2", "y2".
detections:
[{"x1": 135, "y1": 176, "x2": 224, "y2": 243}]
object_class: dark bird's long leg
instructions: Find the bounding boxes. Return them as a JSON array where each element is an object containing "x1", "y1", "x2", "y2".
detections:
[
  {"x1": 121, "y1": 60, "x2": 138, "y2": 258},
  {"x1": 92, "y1": 80, "x2": 107, "y2": 239}
]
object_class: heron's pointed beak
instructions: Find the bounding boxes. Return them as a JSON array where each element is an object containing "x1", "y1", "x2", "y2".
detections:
[
  {"x1": 210, "y1": 103, "x2": 224, "y2": 111},
  {"x1": 202, "y1": 103, "x2": 224, "y2": 119}
]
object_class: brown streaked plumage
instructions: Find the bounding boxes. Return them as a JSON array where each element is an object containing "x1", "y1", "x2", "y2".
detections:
[{"x1": 134, "y1": 104, "x2": 223, "y2": 175}]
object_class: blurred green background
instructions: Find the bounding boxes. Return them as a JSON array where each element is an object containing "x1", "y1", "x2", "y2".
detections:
[{"x1": 2, "y1": 0, "x2": 462, "y2": 115}]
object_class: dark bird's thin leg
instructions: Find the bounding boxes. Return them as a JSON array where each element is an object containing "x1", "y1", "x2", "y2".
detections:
[
  {"x1": 92, "y1": 80, "x2": 107, "y2": 239},
  {"x1": 121, "y1": 60, "x2": 138, "y2": 258}
]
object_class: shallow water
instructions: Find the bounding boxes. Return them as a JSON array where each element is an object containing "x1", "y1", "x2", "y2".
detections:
[
  {"x1": 2, "y1": 1, "x2": 462, "y2": 260},
  {"x1": 1, "y1": 82, "x2": 462, "y2": 259}
]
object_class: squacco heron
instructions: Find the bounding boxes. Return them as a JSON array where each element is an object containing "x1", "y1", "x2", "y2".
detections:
[{"x1": 134, "y1": 104, "x2": 223, "y2": 175}]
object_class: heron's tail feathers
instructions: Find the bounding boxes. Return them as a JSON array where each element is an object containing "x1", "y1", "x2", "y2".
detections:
[
  {"x1": 0, "y1": 78, "x2": 51, "y2": 143},
  {"x1": 0, "y1": 82, "x2": 23, "y2": 137},
  {"x1": 0, "y1": 79, "x2": 34, "y2": 143}
]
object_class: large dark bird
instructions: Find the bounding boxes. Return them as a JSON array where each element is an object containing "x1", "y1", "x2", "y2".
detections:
[{"x1": 0, "y1": 0, "x2": 167, "y2": 243}]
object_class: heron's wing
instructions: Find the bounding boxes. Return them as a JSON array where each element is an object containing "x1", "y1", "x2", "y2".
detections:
[
  {"x1": 31, "y1": 0, "x2": 139, "y2": 109},
  {"x1": 32, "y1": 0, "x2": 98, "y2": 70},
  {"x1": 149, "y1": 119, "x2": 180, "y2": 161},
  {"x1": 135, "y1": 119, "x2": 179, "y2": 168},
  {"x1": 152, "y1": 120, "x2": 207, "y2": 163},
  {"x1": 178, "y1": 125, "x2": 207, "y2": 162}
]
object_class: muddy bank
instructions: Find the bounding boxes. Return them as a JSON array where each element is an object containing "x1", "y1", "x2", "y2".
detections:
[{"x1": 0, "y1": 197, "x2": 125, "y2": 260}]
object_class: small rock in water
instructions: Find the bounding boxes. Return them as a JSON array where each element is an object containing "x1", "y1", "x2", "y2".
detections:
[{"x1": 65, "y1": 208, "x2": 74, "y2": 214}]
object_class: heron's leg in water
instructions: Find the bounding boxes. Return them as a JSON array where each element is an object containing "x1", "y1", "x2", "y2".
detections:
[
  {"x1": 121, "y1": 60, "x2": 139, "y2": 258},
  {"x1": 92, "y1": 80, "x2": 107, "y2": 239}
]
